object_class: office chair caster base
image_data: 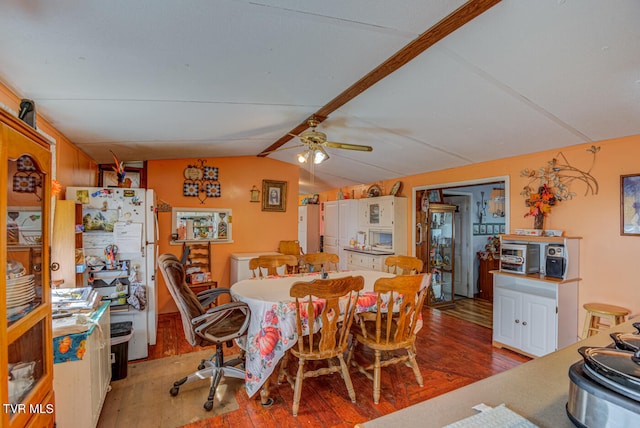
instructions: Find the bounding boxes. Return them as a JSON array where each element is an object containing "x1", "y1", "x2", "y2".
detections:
[
  {"x1": 204, "y1": 400, "x2": 214, "y2": 411},
  {"x1": 170, "y1": 376, "x2": 188, "y2": 396}
]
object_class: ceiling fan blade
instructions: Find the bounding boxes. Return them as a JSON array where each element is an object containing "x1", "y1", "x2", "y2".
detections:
[
  {"x1": 261, "y1": 143, "x2": 305, "y2": 155},
  {"x1": 324, "y1": 141, "x2": 373, "y2": 152}
]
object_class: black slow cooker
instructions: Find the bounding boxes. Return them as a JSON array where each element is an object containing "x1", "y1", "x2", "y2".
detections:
[{"x1": 567, "y1": 326, "x2": 640, "y2": 427}]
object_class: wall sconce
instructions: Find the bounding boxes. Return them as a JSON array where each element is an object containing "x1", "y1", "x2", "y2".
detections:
[{"x1": 250, "y1": 185, "x2": 260, "y2": 202}]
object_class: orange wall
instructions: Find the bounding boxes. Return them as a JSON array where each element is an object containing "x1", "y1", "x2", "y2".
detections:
[
  {"x1": 318, "y1": 137, "x2": 640, "y2": 333},
  {"x1": 147, "y1": 156, "x2": 299, "y2": 314}
]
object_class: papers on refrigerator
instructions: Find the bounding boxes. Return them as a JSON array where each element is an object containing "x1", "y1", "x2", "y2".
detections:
[{"x1": 113, "y1": 221, "x2": 143, "y2": 253}]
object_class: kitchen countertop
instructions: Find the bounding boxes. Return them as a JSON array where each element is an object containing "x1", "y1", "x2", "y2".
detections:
[
  {"x1": 358, "y1": 320, "x2": 637, "y2": 427},
  {"x1": 343, "y1": 247, "x2": 394, "y2": 256}
]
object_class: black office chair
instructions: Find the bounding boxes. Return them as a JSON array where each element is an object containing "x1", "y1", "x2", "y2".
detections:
[{"x1": 158, "y1": 253, "x2": 250, "y2": 410}]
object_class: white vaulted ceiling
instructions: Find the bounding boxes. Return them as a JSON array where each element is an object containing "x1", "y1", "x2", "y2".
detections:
[{"x1": 0, "y1": 1, "x2": 638, "y2": 194}]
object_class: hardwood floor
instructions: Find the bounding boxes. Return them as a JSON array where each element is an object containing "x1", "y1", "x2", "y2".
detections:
[
  {"x1": 434, "y1": 297, "x2": 494, "y2": 329},
  {"x1": 143, "y1": 304, "x2": 530, "y2": 427}
]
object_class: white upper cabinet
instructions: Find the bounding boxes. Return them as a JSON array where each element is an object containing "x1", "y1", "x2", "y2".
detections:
[{"x1": 359, "y1": 196, "x2": 396, "y2": 228}]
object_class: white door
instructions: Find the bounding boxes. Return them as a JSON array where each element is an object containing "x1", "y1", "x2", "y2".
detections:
[
  {"x1": 298, "y1": 206, "x2": 307, "y2": 252},
  {"x1": 323, "y1": 202, "x2": 339, "y2": 247}
]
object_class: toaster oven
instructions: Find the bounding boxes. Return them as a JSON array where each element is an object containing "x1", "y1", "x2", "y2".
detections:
[{"x1": 500, "y1": 243, "x2": 540, "y2": 274}]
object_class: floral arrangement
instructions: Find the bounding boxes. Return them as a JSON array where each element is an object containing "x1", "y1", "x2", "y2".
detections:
[
  {"x1": 524, "y1": 183, "x2": 556, "y2": 218},
  {"x1": 485, "y1": 235, "x2": 500, "y2": 254},
  {"x1": 520, "y1": 146, "x2": 600, "y2": 222},
  {"x1": 478, "y1": 235, "x2": 501, "y2": 260}
]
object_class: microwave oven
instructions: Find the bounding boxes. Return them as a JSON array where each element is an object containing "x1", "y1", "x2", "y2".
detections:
[
  {"x1": 500, "y1": 243, "x2": 540, "y2": 275},
  {"x1": 369, "y1": 229, "x2": 393, "y2": 251}
]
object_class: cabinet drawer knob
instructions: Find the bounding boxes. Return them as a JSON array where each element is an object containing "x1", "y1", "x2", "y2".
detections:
[
  {"x1": 522, "y1": 321, "x2": 527, "y2": 326},
  {"x1": 515, "y1": 319, "x2": 520, "y2": 324}
]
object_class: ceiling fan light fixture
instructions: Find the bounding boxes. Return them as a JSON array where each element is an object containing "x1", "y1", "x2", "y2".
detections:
[
  {"x1": 297, "y1": 151, "x2": 309, "y2": 163},
  {"x1": 313, "y1": 147, "x2": 329, "y2": 164}
]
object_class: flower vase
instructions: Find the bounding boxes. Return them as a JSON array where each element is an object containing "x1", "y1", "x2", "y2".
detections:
[{"x1": 533, "y1": 213, "x2": 544, "y2": 231}]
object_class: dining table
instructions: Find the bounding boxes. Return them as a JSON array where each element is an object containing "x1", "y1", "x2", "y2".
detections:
[{"x1": 230, "y1": 269, "x2": 399, "y2": 403}]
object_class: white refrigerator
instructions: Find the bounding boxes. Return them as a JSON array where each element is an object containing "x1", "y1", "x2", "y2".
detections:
[{"x1": 66, "y1": 186, "x2": 159, "y2": 360}]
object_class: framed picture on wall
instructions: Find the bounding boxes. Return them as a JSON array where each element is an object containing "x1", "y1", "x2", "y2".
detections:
[
  {"x1": 428, "y1": 189, "x2": 443, "y2": 203},
  {"x1": 621, "y1": 174, "x2": 640, "y2": 235},
  {"x1": 479, "y1": 224, "x2": 487, "y2": 235},
  {"x1": 262, "y1": 179, "x2": 287, "y2": 212},
  {"x1": 473, "y1": 224, "x2": 480, "y2": 235},
  {"x1": 98, "y1": 164, "x2": 147, "y2": 188}
]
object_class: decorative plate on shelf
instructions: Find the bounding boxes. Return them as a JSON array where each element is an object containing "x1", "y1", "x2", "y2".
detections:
[
  {"x1": 367, "y1": 184, "x2": 382, "y2": 198},
  {"x1": 390, "y1": 181, "x2": 402, "y2": 196}
]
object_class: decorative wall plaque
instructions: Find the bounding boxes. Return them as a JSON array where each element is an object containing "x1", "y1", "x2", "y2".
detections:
[{"x1": 183, "y1": 159, "x2": 221, "y2": 204}]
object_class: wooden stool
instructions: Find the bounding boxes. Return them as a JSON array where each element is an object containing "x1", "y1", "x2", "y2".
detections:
[{"x1": 582, "y1": 303, "x2": 630, "y2": 338}]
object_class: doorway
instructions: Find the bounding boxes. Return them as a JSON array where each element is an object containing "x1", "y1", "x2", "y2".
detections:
[
  {"x1": 442, "y1": 193, "x2": 472, "y2": 298},
  {"x1": 412, "y1": 176, "x2": 509, "y2": 315}
]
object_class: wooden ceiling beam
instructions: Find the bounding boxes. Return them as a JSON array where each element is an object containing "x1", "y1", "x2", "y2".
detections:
[{"x1": 258, "y1": 0, "x2": 501, "y2": 157}]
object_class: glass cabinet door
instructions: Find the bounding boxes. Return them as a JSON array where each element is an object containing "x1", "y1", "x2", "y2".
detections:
[
  {"x1": 427, "y1": 204, "x2": 455, "y2": 307},
  {"x1": 3, "y1": 121, "x2": 53, "y2": 428},
  {"x1": 368, "y1": 203, "x2": 380, "y2": 225}
]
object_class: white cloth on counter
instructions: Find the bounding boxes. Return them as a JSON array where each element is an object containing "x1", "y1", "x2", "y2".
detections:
[
  {"x1": 443, "y1": 404, "x2": 538, "y2": 428},
  {"x1": 52, "y1": 313, "x2": 94, "y2": 337}
]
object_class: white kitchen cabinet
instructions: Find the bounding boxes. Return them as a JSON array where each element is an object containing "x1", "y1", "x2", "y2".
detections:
[
  {"x1": 53, "y1": 304, "x2": 111, "y2": 428},
  {"x1": 493, "y1": 285, "x2": 556, "y2": 357},
  {"x1": 492, "y1": 271, "x2": 579, "y2": 357},
  {"x1": 323, "y1": 200, "x2": 358, "y2": 270},
  {"x1": 345, "y1": 250, "x2": 387, "y2": 271},
  {"x1": 298, "y1": 205, "x2": 320, "y2": 254},
  {"x1": 492, "y1": 234, "x2": 581, "y2": 357},
  {"x1": 358, "y1": 196, "x2": 396, "y2": 228}
]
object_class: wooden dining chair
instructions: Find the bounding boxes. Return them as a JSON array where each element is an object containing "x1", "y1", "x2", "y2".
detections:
[
  {"x1": 248, "y1": 254, "x2": 299, "y2": 278},
  {"x1": 278, "y1": 275, "x2": 364, "y2": 416},
  {"x1": 299, "y1": 252, "x2": 339, "y2": 273},
  {"x1": 384, "y1": 255, "x2": 424, "y2": 275},
  {"x1": 278, "y1": 240, "x2": 303, "y2": 256},
  {"x1": 348, "y1": 273, "x2": 430, "y2": 404}
]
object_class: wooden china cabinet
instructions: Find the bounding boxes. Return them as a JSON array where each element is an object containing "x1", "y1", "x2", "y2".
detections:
[
  {"x1": 426, "y1": 204, "x2": 456, "y2": 308},
  {"x1": 1, "y1": 109, "x2": 55, "y2": 427}
]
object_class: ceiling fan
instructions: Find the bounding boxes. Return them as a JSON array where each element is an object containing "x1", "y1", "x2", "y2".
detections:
[{"x1": 267, "y1": 117, "x2": 373, "y2": 165}]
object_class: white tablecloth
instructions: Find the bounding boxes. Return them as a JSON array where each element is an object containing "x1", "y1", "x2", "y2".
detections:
[{"x1": 231, "y1": 270, "x2": 395, "y2": 397}]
